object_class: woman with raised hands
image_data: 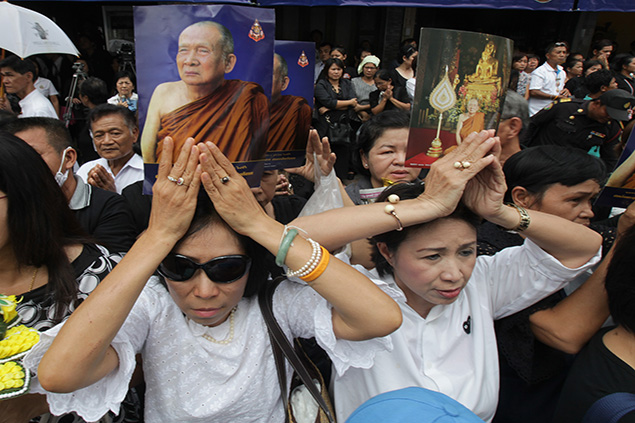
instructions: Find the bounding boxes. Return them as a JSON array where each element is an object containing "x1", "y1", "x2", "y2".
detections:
[
  {"x1": 288, "y1": 130, "x2": 603, "y2": 422},
  {"x1": 27, "y1": 136, "x2": 402, "y2": 423}
]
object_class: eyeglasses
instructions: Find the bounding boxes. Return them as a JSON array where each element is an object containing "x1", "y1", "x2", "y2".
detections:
[
  {"x1": 158, "y1": 254, "x2": 251, "y2": 283},
  {"x1": 555, "y1": 42, "x2": 567, "y2": 47}
]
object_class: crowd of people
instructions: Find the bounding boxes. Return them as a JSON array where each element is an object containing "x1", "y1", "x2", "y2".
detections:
[{"x1": 0, "y1": 24, "x2": 635, "y2": 423}]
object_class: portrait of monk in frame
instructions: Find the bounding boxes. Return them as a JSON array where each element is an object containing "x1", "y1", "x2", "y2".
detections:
[{"x1": 140, "y1": 20, "x2": 269, "y2": 164}]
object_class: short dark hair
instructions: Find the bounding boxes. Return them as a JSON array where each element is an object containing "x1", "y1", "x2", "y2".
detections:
[
  {"x1": 605, "y1": 225, "x2": 635, "y2": 334},
  {"x1": 592, "y1": 39, "x2": 613, "y2": 53},
  {"x1": 88, "y1": 103, "x2": 137, "y2": 133},
  {"x1": 113, "y1": 70, "x2": 135, "y2": 87},
  {"x1": 317, "y1": 58, "x2": 345, "y2": 81},
  {"x1": 161, "y1": 195, "x2": 267, "y2": 298},
  {"x1": 565, "y1": 57, "x2": 583, "y2": 72},
  {"x1": 354, "y1": 110, "x2": 410, "y2": 175},
  {"x1": 0, "y1": 132, "x2": 87, "y2": 322},
  {"x1": 610, "y1": 53, "x2": 635, "y2": 73},
  {"x1": 79, "y1": 77, "x2": 109, "y2": 105},
  {"x1": 503, "y1": 146, "x2": 607, "y2": 203},
  {"x1": 375, "y1": 69, "x2": 393, "y2": 82},
  {"x1": 5, "y1": 117, "x2": 75, "y2": 152},
  {"x1": 546, "y1": 41, "x2": 568, "y2": 55},
  {"x1": 584, "y1": 69, "x2": 614, "y2": 94},
  {"x1": 0, "y1": 55, "x2": 36, "y2": 79},
  {"x1": 583, "y1": 59, "x2": 603, "y2": 74},
  {"x1": 371, "y1": 183, "x2": 480, "y2": 277}
]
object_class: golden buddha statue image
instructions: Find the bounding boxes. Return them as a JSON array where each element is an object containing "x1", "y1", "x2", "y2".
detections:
[{"x1": 467, "y1": 41, "x2": 499, "y2": 84}]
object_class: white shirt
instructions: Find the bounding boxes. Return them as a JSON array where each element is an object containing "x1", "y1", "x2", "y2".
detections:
[
  {"x1": 18, "y1": 89, "x2": 57, "y2": 119},
  {"x1": 528, "y1": 62, "x2": 565, "y2": 116},
  {"x1": 34, "y1": 77, "x2": 59, "y2": 98},
  {"x1": 76, "y1": 154, "x2": 144, "y2": 194},
  {"x1": 333, "y1": 239, "x2": 601, "y2": 422},
  {"x1": 26, "y1": 277, "x2": 389, "y2": 422}
]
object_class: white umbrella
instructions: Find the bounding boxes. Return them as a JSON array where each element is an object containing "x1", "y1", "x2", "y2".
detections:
[{"x1": 0, "y1": 2, "x2": 79, "y2": 59}]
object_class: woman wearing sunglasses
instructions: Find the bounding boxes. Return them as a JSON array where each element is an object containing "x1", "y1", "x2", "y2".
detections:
[{"x1": 27, "y1": 136, "x2": 404, "y2": 422}]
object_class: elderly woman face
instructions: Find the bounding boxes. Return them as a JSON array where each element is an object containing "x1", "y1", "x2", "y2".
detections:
[
  {"x1": 163, "y1": 223, "x2": 250, "y2": 327},
  {"x1": 362, "y1": 63, "x2": 378, "y2": 79},
  {"x1": 361, "y1": 128, "x2": 420, "y2": 188},
  {"x1": 116, "y1": 77, "x2": 134, "y2": 97}
]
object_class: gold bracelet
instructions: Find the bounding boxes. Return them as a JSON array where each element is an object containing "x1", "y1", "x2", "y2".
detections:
[
  {"x1": 506, "y1": 203, "x2": 531, "y2": 232},
  {"x1": 384, "y1": 194, "x2": 404, "y2": 231}
]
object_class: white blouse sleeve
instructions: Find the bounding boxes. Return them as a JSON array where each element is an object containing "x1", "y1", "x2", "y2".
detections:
[
  {"x1": 272, "y1": 277, "x2": 392, "y2": 377},
  {"x1": 24, "y1": 279, "x2": 158, "y2": 421},
  {"x1": 474, "y1": 238, "x2": 602, "y2": 320}
]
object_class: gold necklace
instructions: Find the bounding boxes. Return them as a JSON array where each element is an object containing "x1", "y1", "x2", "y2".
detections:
[
  {"x1": 201, "y1": 307, "x2": 236, "y2": 345},
  {"x1": 28, "y1": 267, "x2": 39, "y2": 292}
]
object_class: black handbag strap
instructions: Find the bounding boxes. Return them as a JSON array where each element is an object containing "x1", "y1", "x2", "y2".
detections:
[{"x1": 258, "y1": 277, "x2": 336, "y2": 423}]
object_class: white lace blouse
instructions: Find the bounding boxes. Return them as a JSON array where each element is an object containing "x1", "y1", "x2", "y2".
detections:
[{"x1": 26, "y1": 276, "x2": 389, "y2": 422}]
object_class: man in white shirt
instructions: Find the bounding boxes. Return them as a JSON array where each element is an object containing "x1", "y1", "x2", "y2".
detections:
[
  {"x1": 528, "y1": 42, "x2": 570, "y2": 116},
  {"x1": 77, "y1": 104, "x2": 144, "y2": 194},
  {"x1": 0, "y1": 56, "x2": 57, "y2": 119}
]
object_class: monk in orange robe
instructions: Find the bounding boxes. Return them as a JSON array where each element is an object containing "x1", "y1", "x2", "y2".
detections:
[
  {"x1": 141, "y1": 20, "x2": 270, "y2": 164},
  {"x1": 156, "y1": 80, "x2": 269, "y2": 162},
  {"x1": 268, "y1": 95, "x2": 311, "y2": 152},
  {"x1": 455, "y1": 98, "x2": 485, "y2": 144},
  {"x1": 266, "y1": 53, "x2": 311, "y2": 152}
]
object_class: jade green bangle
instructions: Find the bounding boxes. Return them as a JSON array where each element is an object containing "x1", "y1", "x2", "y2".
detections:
[{"x1": 276, "y1": 229, "x2": 299, "y2": 267}]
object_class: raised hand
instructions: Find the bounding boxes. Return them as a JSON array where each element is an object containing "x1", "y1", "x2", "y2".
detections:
[
  {"x1": 87, "y1": 164, "x2": 117, "y2": 192},
  {"x1": 198, "y1": 142, "x2": 268, "y2": 236},
  {"x1": 147, "y1": 137, "x2": 201, "y2": 243},
  {"x1": 286, "y1": 129, "x2": 336, "y2": 183},
  {"x1": 418, "y1": 130, "x2": 500, "y2": 218}
]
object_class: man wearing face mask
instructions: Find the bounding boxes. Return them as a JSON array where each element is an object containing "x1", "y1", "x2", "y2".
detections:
[{"x1": 6, "y1": 117, "x2": 137, "y2": 253}]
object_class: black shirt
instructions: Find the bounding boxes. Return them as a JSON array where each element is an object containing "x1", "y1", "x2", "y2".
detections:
[{"x1": 523, "y1": 98, "x2": 622, "y2": 169}]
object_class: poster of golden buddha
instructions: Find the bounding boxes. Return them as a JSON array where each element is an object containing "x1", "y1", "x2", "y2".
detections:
[{"x1": 405, "y1": 28, "x2": 512, "y2": 168}]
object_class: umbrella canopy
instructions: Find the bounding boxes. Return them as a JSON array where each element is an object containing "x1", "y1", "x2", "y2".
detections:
[{"x1": 0, "y1": 2, "x2": 79, "y2": 59}]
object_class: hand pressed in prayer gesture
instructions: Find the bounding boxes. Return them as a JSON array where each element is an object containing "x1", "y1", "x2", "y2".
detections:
[
  {"x1": 87, "y1": 164, "x2": 117, "y2": 192},
  {"x1": 418, "y1": 130, "x2": 499, "y2": 220},
  {"x1": 147, "y1": 136, "x2": 201, "y2": 244},
  {"x1": 286, "y1": 129, "x2": 336, "y2": 183},
  {"x1": 199, "y1": 141, "x2": 268, "y2": 236},
  {"x1": 461, "y1": 133, "x2": 508, "y2": 222}
]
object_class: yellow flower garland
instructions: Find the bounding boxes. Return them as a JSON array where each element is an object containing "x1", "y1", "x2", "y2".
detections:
[{"x1": 0, "y1": 326, "x2": 40, "y2": 360}]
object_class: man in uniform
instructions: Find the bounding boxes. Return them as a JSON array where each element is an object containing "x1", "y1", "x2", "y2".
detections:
[
  {"x1": 267, "y1": 54, "x2": 311, "y2": 152},
  {"x1": 523, "y1": 89, "x2": 634, "y2": 169},
  {"x1": 140, "y1": 20, "x2": 269, "y2": 164}
]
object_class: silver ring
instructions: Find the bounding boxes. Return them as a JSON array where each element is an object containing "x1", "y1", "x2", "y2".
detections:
[
  {"x1": 221, "y1": 176, "x2": 230, "y2": 184},
  {"x1": 176, "y1": 177, "x2": 185, "y2": 186},
  {"x1": 167, "y1": 175, "x2": 178, "y2": 183}
]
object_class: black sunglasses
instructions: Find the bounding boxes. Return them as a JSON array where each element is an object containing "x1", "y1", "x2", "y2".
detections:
[{"x1": 158, "y1": 254, "x2": 251, "y2": 283}]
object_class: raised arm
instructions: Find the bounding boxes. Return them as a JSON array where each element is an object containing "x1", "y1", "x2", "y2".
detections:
[
  {"x1": 462, "y1": 149, "x2": 602, "y2": 268},
  {"x1": 38, "y1": 138, "x2": 202, "y2": 393},
  {"x1": 529, "y1": 203, "x2": 635, "y2": 353},
  {"x1": 290, "y1": 130, "x2": 501, "y2": 250},
  {"x1": 198, "y1": 142, "x2": 402, "y2": 341}
]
